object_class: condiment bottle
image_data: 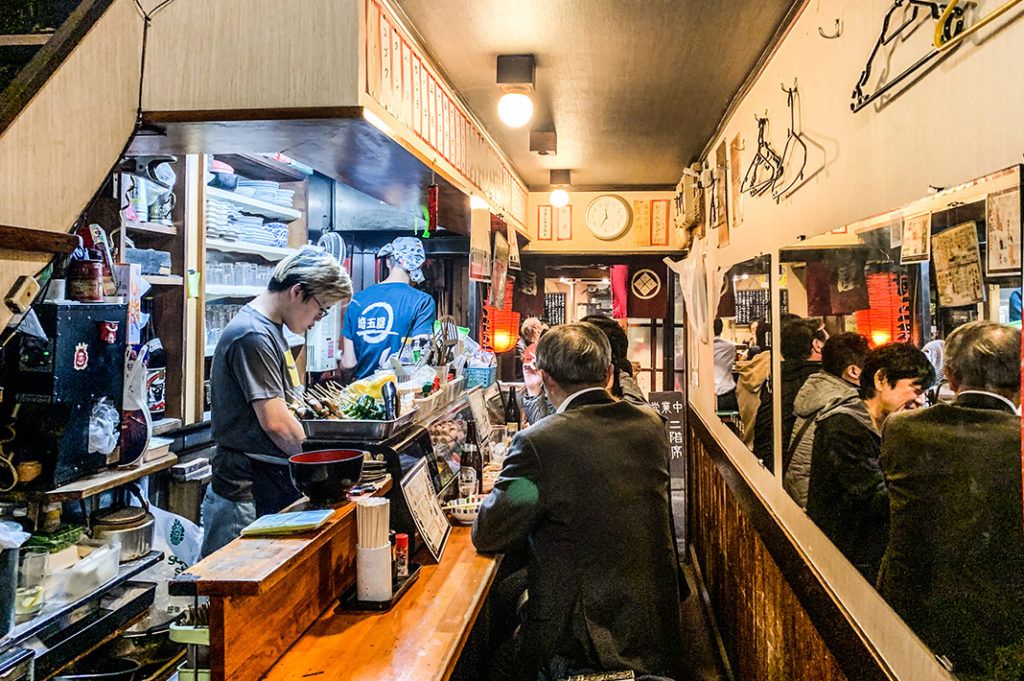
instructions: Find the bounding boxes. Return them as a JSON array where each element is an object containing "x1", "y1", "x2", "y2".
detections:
[{"x1": 395, "y1": 533, "x2": 409, "y2": 578}]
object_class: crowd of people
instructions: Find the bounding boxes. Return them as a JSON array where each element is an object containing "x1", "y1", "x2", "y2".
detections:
[{"x1": 720, "y1": 313, "x2": 1023, "y2": 676}]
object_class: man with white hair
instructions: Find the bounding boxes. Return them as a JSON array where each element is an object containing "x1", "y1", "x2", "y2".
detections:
[
  {"x1": 877, "y1": 321, "x2": 1023, "y2": 677},
  {"x1": 474, "y1": 323, "x2": 684, "y2": 681}
]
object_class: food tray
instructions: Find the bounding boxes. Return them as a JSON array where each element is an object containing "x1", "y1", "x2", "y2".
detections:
[{"x1": 301, "y1": 409, "x2": 417, "y2": 441}]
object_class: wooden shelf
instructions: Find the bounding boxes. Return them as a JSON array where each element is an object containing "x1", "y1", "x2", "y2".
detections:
[
  {"x1": 205, "y1": 284, "x2": 262, "y2": 299},
  {"x1": 144, "y1": 274, "x2": 183, "y2": 286},
  {"x1": 206, "y1": 187, "x2": 301, "y2": 221},
  {"x1": 207, "y1": 238, "x2": 298, "y2": 261},
  {"x1": 126, "y1": 221, "x2": 177, "y2": 236},
  {"x1": 151, "y1": 417, "x2": 182, "y2": 435},
  {"x1": 47, "y1": 451, "x2": 178, "y2": 502},
  {"x1": 218, "y1": 153, "x2": 307, "y2": 183}
]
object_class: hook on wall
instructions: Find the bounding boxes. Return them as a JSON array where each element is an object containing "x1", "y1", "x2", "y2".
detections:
[{"x1": 818, "y1": 18, "x2": 841, "y2": 39}]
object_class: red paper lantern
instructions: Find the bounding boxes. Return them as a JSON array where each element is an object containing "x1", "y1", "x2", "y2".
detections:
[{"x1": 855, "y1": 272, "x2": 912, "y2": 347}]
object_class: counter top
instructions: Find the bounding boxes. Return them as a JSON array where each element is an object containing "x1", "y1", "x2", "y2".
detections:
[{"x1": 262, "y1": 527, "x2": 499, "y2": 681}]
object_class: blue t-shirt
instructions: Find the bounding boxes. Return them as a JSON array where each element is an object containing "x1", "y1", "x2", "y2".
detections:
[{"x1": 342, "y1": 282, "x2": 436, "y2": 379}]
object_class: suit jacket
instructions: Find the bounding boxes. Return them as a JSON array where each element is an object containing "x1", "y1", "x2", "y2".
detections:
[
  {"x1": 877, "y1": 392, "x2": 1024, "y2": 675},
  {"x1": 473, "y1": 390, "x2": 684, "y2": 681}
]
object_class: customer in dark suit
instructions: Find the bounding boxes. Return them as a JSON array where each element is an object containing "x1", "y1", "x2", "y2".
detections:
[
  {"x1": 473, "y1": 323, "x2": 684, "y2": 681},
  {"x1": 877, "y1": 321, "x2": 1024, "y2": 677}
]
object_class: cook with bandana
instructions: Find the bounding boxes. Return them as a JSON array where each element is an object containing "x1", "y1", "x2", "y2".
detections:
[{"x1": 341, "y1": 237, "x2": 437, "y2": 380}]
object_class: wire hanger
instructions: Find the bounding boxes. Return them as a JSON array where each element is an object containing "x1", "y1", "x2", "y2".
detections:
[
  {"x1": 740, "y1": 115, "x2": 784, "y2": 198},
  {"x1": 772, "y1": 80, "x2": 809, "y2": 201}
]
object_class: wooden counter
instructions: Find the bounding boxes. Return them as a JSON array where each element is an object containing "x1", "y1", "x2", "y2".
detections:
[{"x1": 262, "y1": 527, "x2": 500, "y2": 681}]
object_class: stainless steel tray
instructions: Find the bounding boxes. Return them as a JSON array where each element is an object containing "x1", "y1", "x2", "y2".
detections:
[{"x1": 301, "y1": 409, "x2": 417, "y2": 441}]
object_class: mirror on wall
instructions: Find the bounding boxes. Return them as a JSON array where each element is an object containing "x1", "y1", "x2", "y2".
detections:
[
  {"x1": 710, "y1": 255, "x2": 774, "y2": 466},
  {"x1": 778, "y1": 166, "x2": 1023, "y2": 678}
]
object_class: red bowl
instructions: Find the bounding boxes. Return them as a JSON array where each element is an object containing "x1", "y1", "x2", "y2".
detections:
[{"x1": 289, "y1": 449, "x2": 366, "y2": 506}]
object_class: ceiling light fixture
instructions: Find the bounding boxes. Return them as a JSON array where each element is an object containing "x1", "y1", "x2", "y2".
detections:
[
  {"x1": 549, "y1": 169, "x2": 570, "y2": 207},
  {"x1": 496, "y1": 54, "x2": 535, "y2": 128}
]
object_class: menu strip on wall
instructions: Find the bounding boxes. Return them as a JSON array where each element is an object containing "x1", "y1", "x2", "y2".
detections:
[{"x1": 367, "y1": 0, "x2": 527, "y2": 227}]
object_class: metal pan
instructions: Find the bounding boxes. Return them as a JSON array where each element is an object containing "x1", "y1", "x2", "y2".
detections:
[{"x1": 301, "y1": 409, "x2": 417, "y2": 441}]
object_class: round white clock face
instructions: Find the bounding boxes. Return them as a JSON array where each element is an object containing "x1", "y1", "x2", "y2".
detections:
[{"x1": 586, "y1": 195, "x2": 632, "y2": 240}]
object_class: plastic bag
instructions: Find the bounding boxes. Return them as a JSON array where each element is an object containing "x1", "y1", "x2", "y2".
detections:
[
  {"x1": 0, "y1": 521, "x2": 29, "y2": 549},
  {"x1": 88, "y1": 397, "x2": 120, "y2": 455},
  {"x1": 132, "y1": 479, "x2": 203, "y2": 623}
]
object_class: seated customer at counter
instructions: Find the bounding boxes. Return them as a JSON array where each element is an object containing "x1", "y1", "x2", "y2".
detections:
[
  {"x1": 473, "y1": 323, "x2": 684, "y2": 681},
  {"x1": 805, "y1": 343, "x2": 933, "y2": 581},
  {"x1": 340, "y1": 236, "x2": 435, "y2": 381},
  {"x1": 204, "y1": 247, "x2": 352, "y2": 551},
  {"x1": 877, "y1": 322, "x2": 1024, "y2": 677}
]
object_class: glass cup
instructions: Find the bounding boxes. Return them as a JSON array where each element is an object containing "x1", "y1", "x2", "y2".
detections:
[{"x1": 16, "y1": 548, "x2": 47, "y2": 616}]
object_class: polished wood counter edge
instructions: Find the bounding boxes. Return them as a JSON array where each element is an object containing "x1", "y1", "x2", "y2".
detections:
[
  {"x1": 174, "y1": 480, "x2": 391, "y2": 597},
  {"x1": 261, "y1": 527, "x2": 500, "y2": 681}
]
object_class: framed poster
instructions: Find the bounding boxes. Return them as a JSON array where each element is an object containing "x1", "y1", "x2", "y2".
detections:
[
  {"x1": 985, "y1": 186, "x2": 1021, "y2": 276},
  {"x1": 651, "y1": 199, "x2": 669, "y2": 246},
  {"x1": 508, "y1": 226, "x2": 521, "y2": 271},
  {"x1": 556, "y1": 205, "x2": 572, "y2": 240},
  {"x1": 537, "y1": 205, "x2": 553, "y2": 240},
  {"x1": 900, "y1": 212, "x2": 931, "y2": 264},
  {"x1": 932, "y1": 221, "x2": 985, "y2": 307},
  {"x1": 490, "y1": 232, "x2": 510, "y2": 310},
  {"x1": 400, "y1": 458, "x2": 450, "y2": 563}
]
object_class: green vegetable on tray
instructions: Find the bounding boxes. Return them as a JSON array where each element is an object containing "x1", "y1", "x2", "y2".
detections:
[{"x1": 344, "y1": 394, "x2": 386, "y2": 420}]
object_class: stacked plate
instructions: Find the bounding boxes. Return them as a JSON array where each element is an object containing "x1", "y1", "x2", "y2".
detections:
[
  {"x1": 206, "y1": 199, "x2": 240, "y2": 240},
  {"x1": 236, "y1": 180, "x2": 282, "y2": 204}
]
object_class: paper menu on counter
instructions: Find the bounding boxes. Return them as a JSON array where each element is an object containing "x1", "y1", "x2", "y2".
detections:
[{"x1": 400, "y1": 458, "x2": 451, "y2": 562}]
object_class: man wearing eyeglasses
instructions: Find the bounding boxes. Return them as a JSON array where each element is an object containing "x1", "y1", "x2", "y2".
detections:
[{"x1": 204, "y1": 247, "x2": 352, "y2": 551}]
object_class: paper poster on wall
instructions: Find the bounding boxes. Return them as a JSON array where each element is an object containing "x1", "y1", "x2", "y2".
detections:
[
  {"x1": 379, "y1": 17, "x2": 392, "y2": 111},
  {"x1": 508, "y1": 227, "x2": 521, "y2": 271},
  {"x1": 985, "y1": 186, "x2": 1021, "y2": 276},
  {"x1": 390, "y1": 28, "x2": 402, "y2": 115},
  {"x1": 556, "y1": 206, "x2": 572, "y2": 240},
  {"x1": 537, "y1": 205, "x2": 553, "y2": 240},
  {"x1": 729, "y1": 134, "x2": 743, "y2": 229},
  {"x1": 900, "y1": 212, "x2": 931, "y2": 264},
  {"x1": 651, "y1": 199, "x2": 669, "y2": 246},
  {"x1": 633, "y1": 200, "x2": 651, "y2": 246},
  {"x1": 888, "y1": 212, "x2": 903, "y2": 249},
  {"x1": 932, "y1": 221, "x2": 985, "y2": 307},
  {"x1": 714, "y1": 141, "x2": 729, "y2": 242},
  {"x1": 469, "y1": 209, "x2": 491, "y2": 283},
  {"x1": 401, "y1": 41, "x2": 412, "y2": 124}
]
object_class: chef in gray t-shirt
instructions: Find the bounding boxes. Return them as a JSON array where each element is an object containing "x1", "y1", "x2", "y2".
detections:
[{"x1": 203, "y1": 247, "x2": 352, "y2": 549}]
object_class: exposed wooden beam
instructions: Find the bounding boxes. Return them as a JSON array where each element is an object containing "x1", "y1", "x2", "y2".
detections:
[{"x1": 0, "y1": 224, "x2": 78, "y2": 254}]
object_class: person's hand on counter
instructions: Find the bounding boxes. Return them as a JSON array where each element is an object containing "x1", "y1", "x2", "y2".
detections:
[{"x1": 253, "y1": 397, "x2": 305, "y2": 456}]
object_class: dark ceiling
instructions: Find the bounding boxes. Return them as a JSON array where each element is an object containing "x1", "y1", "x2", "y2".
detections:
[{"x1": 393, "y1": 0, "x2": 801, "y2": 190}]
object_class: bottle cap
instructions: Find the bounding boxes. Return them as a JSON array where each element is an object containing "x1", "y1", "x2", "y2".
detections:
[{"x1": 395, "y1": 533, "x2": 408, "y2": 548}]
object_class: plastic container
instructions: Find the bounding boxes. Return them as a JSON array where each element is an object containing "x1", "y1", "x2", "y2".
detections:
[
  {"x1": 463, "y1": 366, "x2": 496, "y2": 388},
  {"x1": 46, "y1": 540, "x2": 120, "y2": 603}
]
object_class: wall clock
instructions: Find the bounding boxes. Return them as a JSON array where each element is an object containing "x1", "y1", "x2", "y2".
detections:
[{"x1": 585, "y1": 194, "x2": 632, "y2": 240}]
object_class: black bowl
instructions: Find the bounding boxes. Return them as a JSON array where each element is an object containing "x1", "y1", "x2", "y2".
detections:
[{"x1": 289, "y1": 449, "x2": 366, "y2": 506}]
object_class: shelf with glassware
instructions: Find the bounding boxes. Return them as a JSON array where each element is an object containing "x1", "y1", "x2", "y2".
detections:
[{"x1": 199, "y1": 153, "x2": 311, "y2": 418}]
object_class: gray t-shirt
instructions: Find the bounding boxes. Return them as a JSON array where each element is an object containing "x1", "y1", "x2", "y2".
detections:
[{"x1": 211, "y1": 304, "x2": 298, "y2": 464}]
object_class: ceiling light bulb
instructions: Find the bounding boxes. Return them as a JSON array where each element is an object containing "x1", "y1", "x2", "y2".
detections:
[
  {"x1": 498, "y1": 92, "x2": 533, "y2": 127},
  {"x1": 549, "y1": 188, "x2": 569, "y2": 207},
  {"x1": 470, "y1": 195, "x2": 489, "y2": 210}
]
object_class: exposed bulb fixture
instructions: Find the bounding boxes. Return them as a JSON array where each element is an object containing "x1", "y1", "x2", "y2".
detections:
[
  {"x1": 496, "y1": 54, "x2": 536, "y2": 128},
  {"x1": 549, "y1": 169, "x2": 570, "y2": 207},
  {"x1": 497, "y1": 91, "x2": 533, "y2": 127}
]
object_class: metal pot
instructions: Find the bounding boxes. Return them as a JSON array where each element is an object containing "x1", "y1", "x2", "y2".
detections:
[{"x1": 91, "y1": 485, "x2": 154, "y2": 562}]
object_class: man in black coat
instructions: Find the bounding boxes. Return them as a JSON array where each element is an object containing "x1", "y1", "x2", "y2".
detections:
[
  {"x1": 806, "y1": 343, "x2": 934, "y2": 581},
  {"x1": 473, "y1": 323, "x2": 684, "y2": 681},
  {"x1": 877, "y1": 322, "x2": 1024, "y2": 677},
  {"x1": 752, "y1": 316, "x2": 827, "y2": 471}
]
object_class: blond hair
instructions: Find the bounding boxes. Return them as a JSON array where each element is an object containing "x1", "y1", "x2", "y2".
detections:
[{"x1": 269, "y1": 245, "x2": 352, "y2": 305}]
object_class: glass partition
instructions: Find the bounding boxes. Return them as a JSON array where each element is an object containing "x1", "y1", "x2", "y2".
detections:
[
  {"x1": 778, "y1": 166, "x2": 1023, "y2": 678},
  {"x1": 712, "y1": 255, "x2": 773, "y2": 466}
]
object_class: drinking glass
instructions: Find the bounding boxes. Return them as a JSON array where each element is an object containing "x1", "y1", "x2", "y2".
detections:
[{"x1": 16, "y1": 548, "x2": 47, "y2": 616}]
